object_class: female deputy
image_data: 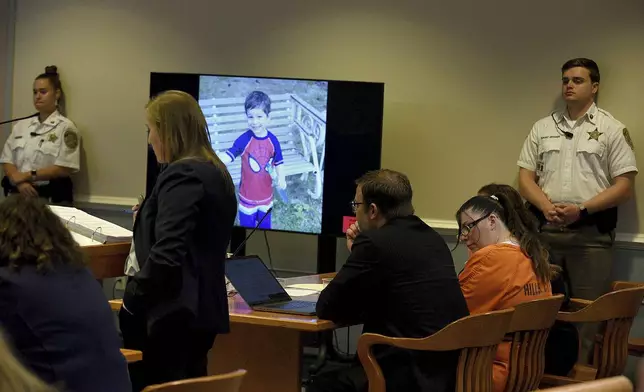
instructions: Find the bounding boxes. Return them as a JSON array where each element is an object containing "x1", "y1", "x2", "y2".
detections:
[{"x1": 0, "y1": 65, "x2": 79, "y2": 204}]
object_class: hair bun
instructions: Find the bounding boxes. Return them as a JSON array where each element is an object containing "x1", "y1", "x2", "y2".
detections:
[{"x1": 44, "y1": 65, "x2": 58, "y2": 75}]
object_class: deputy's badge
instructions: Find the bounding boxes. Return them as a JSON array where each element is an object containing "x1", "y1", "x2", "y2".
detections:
[
  {"x1": 48, "y1": 133, "x2": 58, "y2": 143},
  {"x1": 63, "y1": 129, "x2": 79, "y2": 150},
  {"x1": 623, "y1": 128, "x2": 634, "y2": 151},
  {"x1": 587, "y1": 128, "x2": 602, "y2": 141}
]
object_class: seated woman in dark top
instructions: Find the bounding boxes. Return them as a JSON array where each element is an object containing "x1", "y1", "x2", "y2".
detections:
[
  {"x1": 477, "y1": 183, "x2": 578, "y2": 376},
  {"x1": 0, "y1": 328, "x2": 56, "y2": 392},
  {"x1": 0, "y1": 194, "x2": 131, "y2": 392}
]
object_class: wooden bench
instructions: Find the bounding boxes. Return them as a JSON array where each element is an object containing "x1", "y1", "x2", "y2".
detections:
[{"x1": 199, "y1": 93, "x2": 325, "y2": 198}]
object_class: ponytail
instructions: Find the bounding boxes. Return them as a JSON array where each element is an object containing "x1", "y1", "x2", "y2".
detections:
[{"x1": 492, "y1": 193, "x2": 560, "y2": 283}]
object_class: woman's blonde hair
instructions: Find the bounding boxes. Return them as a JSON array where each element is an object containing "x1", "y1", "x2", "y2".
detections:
[
  {"x1": 146, "y1": 90, "x2": 226, "y2": 167},
  {"x1": 0, "y1": 329, "x2": 57, "y2": 392}
]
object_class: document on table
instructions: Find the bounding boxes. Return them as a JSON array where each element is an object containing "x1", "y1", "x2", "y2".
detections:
[
  {"x1": 284, "y1": 288, "x2": 319, "y2": 297},
  {"x1": 70, "y1": 231, "x2": 103, "y2": 247},
  {"x1": 49, "y1": 205, "x2": 133, "y2": 243},
  {"x1": 285, "y1": 283, "x2": 325, "y2": 292}
]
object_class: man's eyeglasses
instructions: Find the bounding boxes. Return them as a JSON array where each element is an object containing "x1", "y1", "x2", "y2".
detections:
[
  {"x1": 350, "y1": 200, "x2": 364, "y2": 213},
  {"x1": 457, "y1": 212, "x2": 491, "y2": 239}
]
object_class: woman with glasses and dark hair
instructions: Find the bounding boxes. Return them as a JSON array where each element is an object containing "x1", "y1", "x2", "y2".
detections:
[
  {"x1": 477, "y1": 183, "x2": 578, "y2": 377},
  {"x1": 455, "y1": 192, "x2": 558, "y2": 392}
]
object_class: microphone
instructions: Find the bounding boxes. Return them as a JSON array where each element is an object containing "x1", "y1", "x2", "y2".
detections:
[
  {"x1": 0, "y1": 113, "x2": 38, "y2": 126},
  {"x1": 551, "y1": 113, "x2": 574, "y2": 140},
  {"x1": 230, "y1": 206, "x2": 274, "y2": 257}
]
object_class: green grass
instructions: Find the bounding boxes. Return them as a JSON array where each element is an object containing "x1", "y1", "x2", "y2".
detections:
[{"x1": 233, "y1": 173, "x2": 323, "y2": 234}]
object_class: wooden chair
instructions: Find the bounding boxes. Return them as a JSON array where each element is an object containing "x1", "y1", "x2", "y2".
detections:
[
  {"x1": 540, "y1": 285, "x2": 644, "y2": 387},
  {"x1": 610, "y1": 281, "x2": 644, "y2": 357},
  {"x1": 504, "y1": 295, "x2": 565, "y2": 392},
  {"x1": 357, "y1": 308, "x2": 515, "y2": 392},
  {"x1": 141, "y1": 369, "x2": 247, "y2": 392},
  {"x1": 537, "y1": 375, "x2": 632, "y2": 391}
]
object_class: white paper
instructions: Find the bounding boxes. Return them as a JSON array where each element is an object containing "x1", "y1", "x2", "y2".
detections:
[
  {"x1": 70, "y1": 231, "x2": 103, "y2": 246},
  {"x1": 285, "y1": 283, "x2": 325, "y2": 292},
  {"x1": 285, "y1": 288, "x2": 319, "y2": 297},
  {"x1": 49, "y1": 205, "x2": 132, "y2": 243}
]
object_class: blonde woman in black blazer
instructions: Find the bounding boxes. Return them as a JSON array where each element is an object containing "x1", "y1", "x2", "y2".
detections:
[{"x1": 120, "y1": 90, "x2": 237, "y2": 392}]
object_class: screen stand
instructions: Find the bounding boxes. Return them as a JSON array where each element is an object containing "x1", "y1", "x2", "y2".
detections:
[
  {"x1": 317, "y1": 234, "x2": 337, "y2": 274},
  {"x1": 230, "y1": 227, "x2": 247, "y2": 256},
  {"x1": 230, "y1": 228, "x2": 337, "y2": 274}
]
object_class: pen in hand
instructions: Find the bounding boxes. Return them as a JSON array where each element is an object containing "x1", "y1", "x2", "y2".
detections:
[{"x1": 124, "y1": 194, "x2": 145, "y2": 215}]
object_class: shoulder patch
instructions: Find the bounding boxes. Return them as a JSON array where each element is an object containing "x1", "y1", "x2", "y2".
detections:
[
  {"x1": 64, "y1": 129, "x2": 79, "y2": 150},
  {"x1": 623, "y1": 128, "x2": 634, "y2": 151}
]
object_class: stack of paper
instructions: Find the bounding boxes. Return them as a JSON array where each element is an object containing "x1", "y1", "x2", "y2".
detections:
[
  {"x1": 49, "y1": 205, "x2": 133, "y2": 244},
  {"x1": 286, "y1": 283, "x2": 325, "y2": 292},
  {"x1": 69, "y1": 230, "x2": 104, "y2": 246}
]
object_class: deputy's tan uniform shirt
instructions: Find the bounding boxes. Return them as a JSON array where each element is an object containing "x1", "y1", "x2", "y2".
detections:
[{"x1": 518, "y1": 103, "x2": 637, "y2": 204}]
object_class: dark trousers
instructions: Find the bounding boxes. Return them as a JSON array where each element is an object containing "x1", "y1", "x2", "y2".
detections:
[
  {"x1": 119, "y1": 308, "x2": 217, "y2": 392},
  {"x1": 1, "y1": 176, "x2": 73, "y2": 205},
  {"x1": 307, "y1": 350, "x2": 457, "y2": 392},
  {"x1": 540, "y1": 225, "x2": 614, "y2": 364}
]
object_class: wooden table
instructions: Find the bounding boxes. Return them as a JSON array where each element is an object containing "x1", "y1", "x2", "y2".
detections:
[
  {"x1": 209, "y1": 273, "x2": 336, "y2": 392},
  {"x1": 110, "y1": 273, "x2": 337, "y2": 392},
  {"x1": 83, "y1": 242, "x2": 130, "y2": 279},
  {"x1": 121, "y1": 348, "x2": 143, "y2": 363}
]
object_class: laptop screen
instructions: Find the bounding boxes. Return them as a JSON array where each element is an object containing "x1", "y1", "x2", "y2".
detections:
[{"x1": 225, "y1": 256, "x2": 289, "y2": 305}]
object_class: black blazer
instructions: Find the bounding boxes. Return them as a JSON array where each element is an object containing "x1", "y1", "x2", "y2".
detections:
[
  {"x1": 123, "y1": 159, "x2": 237, "y2": 332},
  {"x1": 316, "y1": 215, "x2": 470, "y2": 391},
  {"x1": 0, "y1": 265, "x2": 131, "y2": 392}
]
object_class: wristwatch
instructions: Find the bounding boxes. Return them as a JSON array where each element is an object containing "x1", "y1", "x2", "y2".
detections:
[
  {"x1": 579, "y1": 204, "x2": 589, "y2": 220},
  {"x1": 31, "y1": 170, "x2": 37, "y2": 182}
]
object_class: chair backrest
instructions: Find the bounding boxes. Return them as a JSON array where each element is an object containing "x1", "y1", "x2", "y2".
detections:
[
  {"x1": 141, "y1": 369, "x2": 247, "y2": 392},
  {"x1": 503, "y1": 295, "x2": 565, "y2": 392},
  {"x1": 612, "y1": 280, "x2": 644, "y2": 291},
  {"x1": 538, "y1": 375, "x2": 632, "y2": 391},
  {"x1": 558, "y1": 286, "x2": 644, "y2": 379},
  {"x1": 357, "y1": 308, "x2": 515, "y2": 392}
]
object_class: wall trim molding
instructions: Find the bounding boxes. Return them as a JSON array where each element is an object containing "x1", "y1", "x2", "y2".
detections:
[
  {"x1": 74, "y1": 194, "x2": 138, "y2": 209},
  {"x1": 421, "y1": 218, "x2": 644, "y2": 251},
  {"x1": 72, "y1": 196, "x2": 644, "y2": 250}
]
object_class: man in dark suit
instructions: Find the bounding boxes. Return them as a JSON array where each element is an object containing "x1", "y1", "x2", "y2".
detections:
[{"x1": 309, "y1": 169, "x2": 470, "y2": 392}]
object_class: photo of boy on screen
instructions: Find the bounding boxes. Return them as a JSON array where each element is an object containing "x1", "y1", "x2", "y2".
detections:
[
  {"x1": 201, "y1": 75, "x2": 327, "y2": 234},
  {"x1": 218, "y1": 91, "x2": 286, "y2": 229}
]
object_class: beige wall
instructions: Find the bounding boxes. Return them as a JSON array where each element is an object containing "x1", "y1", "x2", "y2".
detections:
[{"x1": 10, "y1": 0, "x2": 644, "y2": 233}]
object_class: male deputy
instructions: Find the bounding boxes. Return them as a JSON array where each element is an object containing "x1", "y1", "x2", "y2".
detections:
[{"x1": 517, "y1": 58, "x2": 637, "y2": 360}]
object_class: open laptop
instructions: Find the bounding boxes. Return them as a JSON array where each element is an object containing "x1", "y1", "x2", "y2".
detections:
[{"x1": 225, "y1": 255, "x2": 317, "y2": 316}]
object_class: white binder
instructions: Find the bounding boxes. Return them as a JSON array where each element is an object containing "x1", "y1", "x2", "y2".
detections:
[{"x1": 48, "y1": 205, "x2": 133, "y2": 244}]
